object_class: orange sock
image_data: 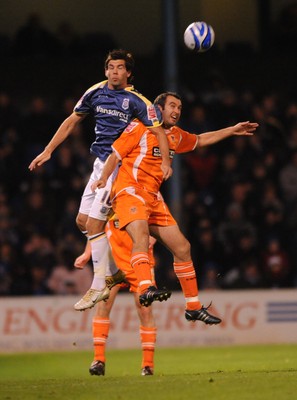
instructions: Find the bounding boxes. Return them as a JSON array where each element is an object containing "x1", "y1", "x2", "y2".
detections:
[
  {"x1": 92, "y1": 317, "x2": 110, "y2": 362},
  {"x1": 173, "y1": 261, "x2": 202, "y2": 310},
  {"x1": 131, "y1": 252, "x2": 153, "y2": 293},
  {"x1": 140, "y1": 325, "x2": 157, "y2": 368}
]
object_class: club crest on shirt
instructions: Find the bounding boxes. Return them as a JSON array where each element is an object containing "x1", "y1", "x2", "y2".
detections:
[
  {"x1": 130, "y1": 206, "x2": 137, "y2": 214},
  {"x1": 122, "y1": 98, "x2": 130, "y2": 110}
]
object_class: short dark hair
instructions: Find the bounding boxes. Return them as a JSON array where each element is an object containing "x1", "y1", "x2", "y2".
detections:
[
  {"x1": 105, "y1": 49, "x2": 135, "y2": 82},
  {"x1": 154, "y1": 92, "x2": 181, "y2": 109}
]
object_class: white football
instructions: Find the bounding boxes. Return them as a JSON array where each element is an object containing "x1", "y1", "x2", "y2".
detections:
[{"x1": 184, "y1": 21, "x2": 215, "y2": 53}]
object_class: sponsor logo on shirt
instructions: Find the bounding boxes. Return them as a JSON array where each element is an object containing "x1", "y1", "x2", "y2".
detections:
[
  {"x1": 147, "y1": 105, "x2": 159, "y2": 123},
  {"x1": 96, "y1": 106, "x2": 129, "y2": 123},
  {"x1": 125, "y1": 121, "x2": 139, "y2": 133},
  {"x1": 152, "y1": 147, "x2": 175, "y2": 159}
]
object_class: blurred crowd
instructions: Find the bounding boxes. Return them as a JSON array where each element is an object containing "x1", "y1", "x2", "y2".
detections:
[
  {"x1": 0, "y1": 13, "x2": 117, "y2": 59},
  {"x1": 1, "y1": 12, "x2": 297, "y2": 296}
]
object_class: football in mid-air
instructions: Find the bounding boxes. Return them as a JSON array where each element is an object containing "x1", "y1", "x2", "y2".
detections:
[{"x1": 183, "y1": 21, "x2": 215, "y2": 53}]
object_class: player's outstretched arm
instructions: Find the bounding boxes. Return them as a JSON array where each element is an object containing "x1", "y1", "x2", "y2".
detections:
[
  {"x1": 148, "y1": 125, "x2": 172, "y2": 180},
  {"x1": 28, "y1": 112, "x2": 85, "y2": 170},
  {"x1": 232, "y1": 121, "x2": 259, "y2": 135},
  {"x1": 91, "y1": 152, "x2": 120, "y2": 191},
  {"x1": 197, "y1": 121, "x2": 259, "y2": 148}
]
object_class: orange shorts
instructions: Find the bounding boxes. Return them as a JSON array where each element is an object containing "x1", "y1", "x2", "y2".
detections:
[
  {"x1": 112, "y1": 187, "x2": 177, "y2": 230},
  {"x1": 105, "y1": 218, "x2": 155, "y2": 293}
]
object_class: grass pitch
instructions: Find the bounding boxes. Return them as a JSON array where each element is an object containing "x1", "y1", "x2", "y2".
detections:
[{"x1": 0, "y1": 344, "x2": 296, "y2": 400}]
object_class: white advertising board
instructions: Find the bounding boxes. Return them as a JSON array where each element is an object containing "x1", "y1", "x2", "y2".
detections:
[{"x1": 0, "y1": 289, "x2": 296, "y2": 353}]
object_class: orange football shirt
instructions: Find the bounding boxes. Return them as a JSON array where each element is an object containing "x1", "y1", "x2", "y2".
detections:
[{"x1": 111, "y1": 120, "x2": 198, "y2": 198}]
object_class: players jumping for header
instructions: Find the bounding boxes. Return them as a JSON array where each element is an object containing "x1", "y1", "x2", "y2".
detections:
[
  {"x1": 29, "y1": 49, "x2": 172, "y2": 311},
  {"x1": 92, "y1": 92, "x2": 259, "y2": 323}
]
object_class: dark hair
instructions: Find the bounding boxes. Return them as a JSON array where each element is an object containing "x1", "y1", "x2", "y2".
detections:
[
  {"x1": 154, "y1": 92, "x2": 181, "y2": 109},
  {"x1": 105, "y1": 49, "x2": 135, "y2": 83}
]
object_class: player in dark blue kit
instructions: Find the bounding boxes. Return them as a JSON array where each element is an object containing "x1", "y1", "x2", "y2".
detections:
[{"x1": 29, "y1": 49, "x2": 172, "y2": 310}]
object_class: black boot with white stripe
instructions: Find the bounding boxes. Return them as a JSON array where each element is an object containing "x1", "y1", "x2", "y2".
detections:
[{"x1": 185, "y1": 303, "x2": 221, "y2": 325}]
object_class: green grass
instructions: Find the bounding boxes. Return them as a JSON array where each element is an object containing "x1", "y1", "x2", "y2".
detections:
[{"x1": 0, "y1": 345, "x2": 296, "y2": 400}]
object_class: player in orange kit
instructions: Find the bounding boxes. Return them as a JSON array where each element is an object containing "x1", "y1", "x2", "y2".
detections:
[
  {"x1": 92, "y1": 92, "x2": 258, "y2": 324},
  {"x1": 90, "y1": 215, "x2": 157, "y2": 376}
]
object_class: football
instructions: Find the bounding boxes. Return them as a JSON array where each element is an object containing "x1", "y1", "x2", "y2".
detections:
[{"x1": 183, "y1": 21, "x2": 215, "y2": 53}]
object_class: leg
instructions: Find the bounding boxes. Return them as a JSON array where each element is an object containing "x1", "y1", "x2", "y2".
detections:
[
  {"x1": 89, "y1": 285, "x2": 120, "y2": 376},
  {"x1": 74, "y1": 167, "x2": 96, "y2": 270},
  {"x1": 150, "y1": 224, "x2": 200, "y2": 306},
  {"x1": 74, "y1": 212, "x2": 91, "y2": 269},
  {"x1": 76, "y1": 157, "x2": 119, "y2": 275},
  {"x1": 75, "y1": 214, "x2": 126, "y2": 287},
  {"x1": 86, "y1": 216, "x2": 109, "y2": 291},
  {"x1": 125, "y1": 220, "x2": 171, "y2": 305},
  {"x1": 74, "y1": 159, "x2": 117, "y2": 310},
  {"x1": 106, "y1": 217, "x2": 158, "y2": 375},
  {"x1": 113, "y1": 191, "x2": 152, "y2": 292},
  {"x1": 74, "y1": 216, "x2": 110, "y2": 311},
  {"x1": 74, "y1": 215, "x2": 125, "y2": 311},
  {"x1": 133, "y1": 292, "x2": 156, "y2": 376},
  {"x1": 125, "y1": 220, "x2": 152, "y2": 292},
  {"x1": 150, "y1": 224, "x2": 221, "y2": 325}
]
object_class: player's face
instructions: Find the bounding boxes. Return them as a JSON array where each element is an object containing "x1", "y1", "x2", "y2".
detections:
[
  {"x1": 105, "y1": 60, "x2": 131, "y2": 89},
  {"x1": 162, "y1": 96, "x2": 182, "y2": 128}
]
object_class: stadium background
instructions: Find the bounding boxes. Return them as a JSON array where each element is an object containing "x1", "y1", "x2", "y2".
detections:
[{"x1": 1, "y1": 0, "x2": 297, "y2": 301}]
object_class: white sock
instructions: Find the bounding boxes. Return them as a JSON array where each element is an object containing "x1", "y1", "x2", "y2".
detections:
[
  {"x1": 105, "y1": 249, "x2": 119, "y2": 276},
  {"x1": 89, "y1": 233, "x2": 109, "y2": 290}
]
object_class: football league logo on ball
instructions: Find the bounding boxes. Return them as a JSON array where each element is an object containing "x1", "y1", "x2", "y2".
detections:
[{"x1": 184, "y1": 21, "x2": 215, "y2": 53}]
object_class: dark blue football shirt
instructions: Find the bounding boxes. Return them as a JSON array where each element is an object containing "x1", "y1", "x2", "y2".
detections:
[{"x1": 74, "y1": 80, "x2": 162, "y2": 161}]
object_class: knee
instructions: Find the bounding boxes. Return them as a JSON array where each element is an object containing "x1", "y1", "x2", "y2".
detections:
[
  {"x1": 85, "y1": 217, "x2": 106, "y2": 234},
  {"x1": 175, "y1": 239, "x2": 191, "y2": 260},
  {"x1": 76, "y1": 213, "x2": 87, "y2": 231}
]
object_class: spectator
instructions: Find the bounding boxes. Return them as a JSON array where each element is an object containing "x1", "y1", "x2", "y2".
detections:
[
  {"x1": 0, "y1": 242, "x2": 14, "y2": 295},
  {"x1": 261, "y1": 237, "x2": 292, "y2": 288},
  {"x1": 55, "y1": 21, "x2": 80, "y2": 55},
  {"x1": 19, "y1": 190, "x2": 55, "y2": 237},
  {"x1": 279, "y1": 150, "x2": 297, "y2": 207},
  {"x1": 217, "y1": 202, "x2": 256, "y2": 257},
  {"x1": 19, "y1": 95, "x2": 56, "y2": 165},
  {"x1": 191, "y1": 218, "x2": 225, "y2": 277},
  {"x1": 13, "y1": 13, "x2": 59, "y2": 56},
  {"x1": 30, "y1": 264, "x2": 52, "y2": 295},
  {"x1": 214, "y1": 152, "x2": 242, "y2": 205},
  {"x1": 184, "y1": 145, "x2": 218, "y2": 191},
  {"x1": 22, "y1": 233, "x2": 55, "y2": 272},
  {"x1": 182, "y1": 102, "x2": 214, "y2": 133},
  {"x1": 47, "y1": 252, "x2": 93, "y2": 295},
  {"x1": 200, "y1": 262, "x2": 222, "y2": 291},
  {"x1": 225, "y1": 258, "x2": 265, "y2": 289}
]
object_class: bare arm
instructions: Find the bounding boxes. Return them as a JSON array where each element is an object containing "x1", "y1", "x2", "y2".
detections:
[
  {"x1": 148, "y1": 125, "x2": 172, "y2": 180},
  {"x1": 197, "y1": 121, "x2": 259, "y2": 148},
  {"x1": 28, "y1": 112, "x2": 86, "y2": 170},
  {"x1": 91, "y1": 152, "x2": 120, "y2": 191}
]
